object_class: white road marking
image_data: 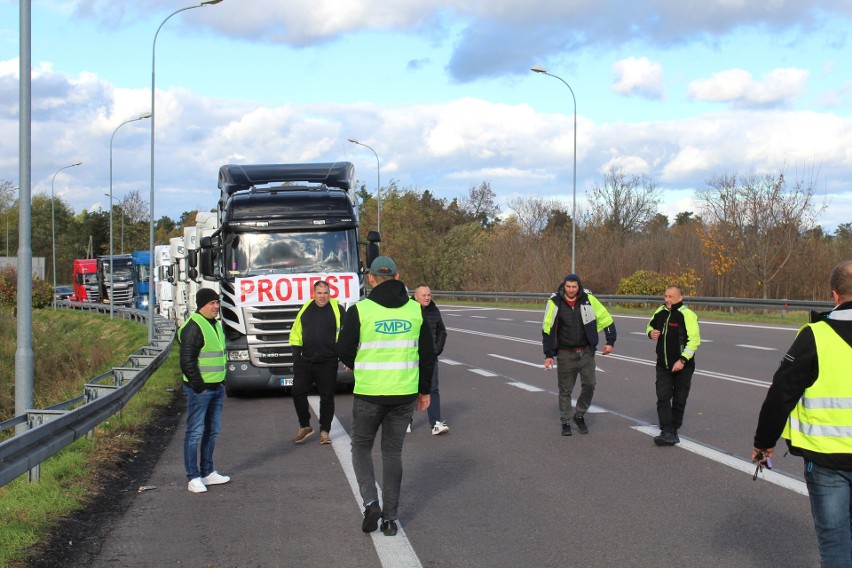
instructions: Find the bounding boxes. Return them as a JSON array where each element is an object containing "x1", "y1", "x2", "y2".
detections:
[
  {"x1": 439, "y1": 358, "x2": 464, "y2": 366},
  {"x1": 508, "y1": 382, "x2": 544, "y2": 392},
  {"x1": 524, "y1": 320, "x2": 541, "y2": 324},
  {"x1": 470, "y1": 368, "x2": 498, "y2": 376},
  {"x1": 308, "y1": 396, "x2": 424, "y2": 568},
  {"x1": 469, "y1": 315, "x2": 487, "y2": 319},
  {"x1": 497, "y1": 318, "x2": 514, "y2": 321},
  {"x1": 737, "y1": 344, "x2": 777, "y2": 351},
  {"x1": 489, "y1": 354, "x2": 544, "y2": 368},
  {"x1": 632, "y1": 425, "x2": 807, "y2": 496}
]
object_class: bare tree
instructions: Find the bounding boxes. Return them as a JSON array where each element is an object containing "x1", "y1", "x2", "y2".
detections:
[
  {"x1": 506, "y1": 195, "x2": 563, "y2": 235},
  {"x1": 0, "y1": 180, "x2": 15, "y2": 211},
  {"x1": 696, "y1": 170, "x2": 825, "y2": 298},
  {"x1": 460, "y1": 181, "x2": 500, "y2": 228},
  {"x1": 119, "y1": 189, "x2": 149, "y2": 224},
  {"x1": 587, "y1": 166, "x2": 661, "y2": 238}
]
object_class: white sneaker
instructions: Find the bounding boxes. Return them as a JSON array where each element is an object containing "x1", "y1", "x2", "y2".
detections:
[
  {"x1": 406, "y1": 423, "x2": 412, "y2": 433},
  {"x1": 201, "y1": 471, "x2": 231, "y2": 486},
  {"x1": 432, "y1": 421, "x2": 449, "y2": 435},
  {"x1": 188, "y1": 477, "x2": 207, "y2": 493}
]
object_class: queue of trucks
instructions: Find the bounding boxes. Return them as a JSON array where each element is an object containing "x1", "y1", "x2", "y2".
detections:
[{"x1": 69, "y1": 161, "x2": 379, "y2": 396}]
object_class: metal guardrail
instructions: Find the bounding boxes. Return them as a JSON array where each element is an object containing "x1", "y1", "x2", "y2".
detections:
[
  {"x1": 0, "y1": 302, "x2": 176, "y2": 487},
  {"x1": 430, "y1": 291, "x2": 834, "y2": 314}
]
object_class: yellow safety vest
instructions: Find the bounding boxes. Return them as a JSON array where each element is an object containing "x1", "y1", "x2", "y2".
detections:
[
  {"x1": 179, "y1": 312, "x2": 226, "y2": 384},
  {"x1": 353, "y1": 299, "x2": 422, "y2": 396},
  {"x1": 290, "y1": 298, "x2": 342, "y2": 347},
  {"x1": 782, "y1": 321, "x2": 852, "y2": 453}
]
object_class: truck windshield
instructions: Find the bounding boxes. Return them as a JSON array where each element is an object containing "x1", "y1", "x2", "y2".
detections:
[
  {"x1": 136, "y1": 264, "x2": 150, "y2": 283},
  {"x1": 225, "y1": 231, "x2": 357, "y2": 276},
  {"x1": 83, "y1": 274, "x2": 98, "y2": 285},
  {"x1": 103, "y1": 265, "x2": 132, "y2": 282}
]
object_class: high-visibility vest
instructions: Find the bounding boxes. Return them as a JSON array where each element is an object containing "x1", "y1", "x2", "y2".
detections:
[
  {"x1": 179, "y1": 312, "x2": 226, "y2": 384},
  {"x1": 353, "y1": 298, "x2": 422, "y2": 396},
  {"x1": 782, "y1": 321, "x2": 852, "y2": 453},
  {"x1": 290, "y1": 299, "x2": 341, "y2": 347}
]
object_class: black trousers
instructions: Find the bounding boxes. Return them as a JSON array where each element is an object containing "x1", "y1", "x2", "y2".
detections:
[
  {"x1": 292, "y1": 359, "x2": 338, "y2": 432},
  {"x1": 655, "y1": 364, "x2": 694, "y2": 433}
]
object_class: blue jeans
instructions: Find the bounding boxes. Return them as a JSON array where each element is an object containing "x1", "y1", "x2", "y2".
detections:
[
  {"x1": 183, "y1": 384, "x2": 225, "y2": 481},
  {"x1": 350, "y1": 397, "x2": 415, "y2": 521},
  {"x1": 426, "y1": 365, "x2": 441, "y2": 426},
  {"x1": 805, "y1": 461, "x2": 852, "y2": 567}
]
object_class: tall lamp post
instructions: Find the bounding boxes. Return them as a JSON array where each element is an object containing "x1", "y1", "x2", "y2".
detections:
[
  {"x1": 149, "y1": 0, "x2": 224, "y2": 341},
  {"x1": 51, "y1": 161, "x2": 82, "y2": 308},
  {"x1": 347, "y1": 138, "x2": 381, "y2": 235},
  {"x1": 5, "y1": 186, "x2": 16, "y2": 258},
  {"x1": 104, "y1": 194, "x2": 125, "y2": 254},
  {"x1": 111, "y1": 112, "x2": 151, "y2": 319},
  {"x1": 531, "y1": 65, "x2": 578, "y2": 273}
]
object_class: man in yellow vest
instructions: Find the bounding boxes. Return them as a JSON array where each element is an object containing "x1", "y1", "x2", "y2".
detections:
[
  {"x1": 753, "y1": 260, "x2": 852, "y2": 566},
  {"x1": 336, "y1": 256, "x2": 436, "y2": 537},
  {"x1": 290, "y1": 280, "x2": 344, "y2": 445},
  {"x1": 179, "y1": 288, "x2": 230, "y2": 494}
]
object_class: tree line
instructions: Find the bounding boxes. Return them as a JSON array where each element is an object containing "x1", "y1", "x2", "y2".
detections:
[{"x1": 2, "y1": 167, "x2": 849, "y2": 300}]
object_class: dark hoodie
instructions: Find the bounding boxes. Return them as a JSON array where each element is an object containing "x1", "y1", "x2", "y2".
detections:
[
  {"x1": 336, "y1": 279, "x2": 436, "y2": 405},
  {"x1": 541, "y1": 273, "x2": 617, "y2": 357},
  {"x1": 754, "y1": 301, "x2": 852, "y2": 470}
]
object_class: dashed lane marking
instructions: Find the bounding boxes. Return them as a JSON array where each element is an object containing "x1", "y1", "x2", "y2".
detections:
[
  {"x1": 470, "y1": 368, "x2": 498, "y2": 377},
  {"x1": 308, "y1": 396, "x2": 424, "y2": 568},
  {"x1": 737, "y1": 344, "x2": 777, "y2": 351}
]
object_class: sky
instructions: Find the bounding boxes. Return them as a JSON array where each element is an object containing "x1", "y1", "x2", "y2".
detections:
[{"x1": 1, "y1": 0, "x2": 852, "y2": 232}]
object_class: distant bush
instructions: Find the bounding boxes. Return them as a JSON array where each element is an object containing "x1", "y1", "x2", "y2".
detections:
[
  {"x1": 617, "y1": 269, "x2": 700, "y2": 296},
  {"x1": 0, "y1": 266, "x2": 54, "y2": 309}
]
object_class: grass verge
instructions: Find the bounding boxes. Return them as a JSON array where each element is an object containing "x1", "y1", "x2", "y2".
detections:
[{"x1": 0, "y1": 312, "x2": 181, "y2": 568}]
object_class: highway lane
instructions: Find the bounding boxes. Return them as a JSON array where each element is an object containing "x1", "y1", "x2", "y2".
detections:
[{"x1": 89, "y1": 304, "x2": 819, "y2": 567}]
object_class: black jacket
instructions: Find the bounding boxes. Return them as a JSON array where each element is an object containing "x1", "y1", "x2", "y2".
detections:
[
  {"x1": 179, "y1": 314, "x2": 224, "y2": 394},
  {"x1": 417, "y1": 299, "x2": 447, "y2": 356},
  {"x1": 336, "y1": 279, "x2": 436, "y2": 404},
  {"x1": 754, "y1": 302, "x2": 852, "y2": 470}
]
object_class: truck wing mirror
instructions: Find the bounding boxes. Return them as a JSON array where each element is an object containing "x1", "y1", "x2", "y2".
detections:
[
  {"x1": 200, "y1": 249, "x2": 214, "y2": 279},
  {"x1": 201, "y1": 236, "x2": 212, "y2": 248},
  {"x1": 367, "y1": 230, "x2": 381, "y2": 243}
]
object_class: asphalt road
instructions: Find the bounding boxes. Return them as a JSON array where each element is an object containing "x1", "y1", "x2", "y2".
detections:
[{"x1": 90, "y1": 305, "x2": 819, "y2": 567}]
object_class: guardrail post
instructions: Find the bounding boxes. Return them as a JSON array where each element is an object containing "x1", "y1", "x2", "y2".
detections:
[{"x1": 26, "y1": 410, "x2": 67, "y2": 481}]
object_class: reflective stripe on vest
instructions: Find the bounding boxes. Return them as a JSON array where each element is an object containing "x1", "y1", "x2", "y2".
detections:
[
  {"x1": 353, "y1": 298, "x2": 422, "y2": 396},
  {"x1": 782, "y1": 321, "x2": 852, "y2": 453},
  {"x1": 179, "y1": 312, "x2": 226, "y2": 384}
]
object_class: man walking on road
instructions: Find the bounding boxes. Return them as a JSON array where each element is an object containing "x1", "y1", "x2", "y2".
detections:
[
  {"x1": 542, "y1": 273, "x2": 616, "y2": 436},
  {"x1": 753, "y1": 260, "x2": 852, "y2": 567},
  {"x1": 179, "y1": 288, "x2": 230, "y2": 494},
  {"x1": 647, "y1": 285, "x2": 701, "y2": 446},
  {"x1": 290, "y1": 280, "x2": 344, "y2": 445},
  {"x1": 336, "y1": 256, "x2": 435, "y2": 537},
  {"x1": 413, "y1": 283, "x2": 449, "y2": 435}
]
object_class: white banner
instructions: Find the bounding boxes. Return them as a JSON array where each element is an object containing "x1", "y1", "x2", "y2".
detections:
[{"x1": 236, "y1": 272, "x2": 359, "y2": 307}]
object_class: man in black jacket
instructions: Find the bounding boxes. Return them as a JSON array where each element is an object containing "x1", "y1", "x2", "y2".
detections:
[
  {"x1": 753, "y1": 260, "x2": 852, "y2": 565},
  {"x1": 179, "y1": 287, "x2": 230, "y2": 494},
  {"x1": 413, "y1": 284, "x2": 449, "y2": 435}
]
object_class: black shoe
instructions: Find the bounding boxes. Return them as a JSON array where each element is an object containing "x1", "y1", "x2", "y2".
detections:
[
  {"x1": 673, "y1": 430, "x2": 680, "y2": 444},
  {"x1": 361, "y1": 501, "x2": 381, "y2": 533},
  {"x1": 573, "y1": 414, "x2": 589, "y2": 434},
  {"x1": 381, "y1": 519, "x2": 398, "y2": 536},
  {"x1": 653, "y1": 431, "x2": 678, "y2": 446},
  {"x1": 561, "y1": 423, "x2": 572, "y2": 436}
]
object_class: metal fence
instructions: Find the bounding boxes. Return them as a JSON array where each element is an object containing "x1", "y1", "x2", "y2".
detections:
[{"x1": 0, "y1": 302, "x2": 175, "y2": 487}]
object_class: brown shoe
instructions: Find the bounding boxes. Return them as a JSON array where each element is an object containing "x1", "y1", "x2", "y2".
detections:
[
  {"x1": 319, "y1": 431, "x2": 331, "y2": 445},
  {"x1": 292, "y1": 426, "x2": 314, "y2": 444}
]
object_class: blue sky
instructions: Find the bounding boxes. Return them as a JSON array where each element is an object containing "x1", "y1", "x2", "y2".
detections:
[{"x1": 1, "y1": 0, "x2": 851, "y2": 231}]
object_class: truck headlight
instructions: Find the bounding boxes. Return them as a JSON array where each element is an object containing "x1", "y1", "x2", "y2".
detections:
[{"x1": 227, "y1": 350, "x2": 250, "y2": 361}]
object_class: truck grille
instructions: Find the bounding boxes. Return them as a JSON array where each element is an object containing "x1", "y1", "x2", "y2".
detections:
[{"x1": 243, "y1": 304, "x2": 299, "y2": 369}]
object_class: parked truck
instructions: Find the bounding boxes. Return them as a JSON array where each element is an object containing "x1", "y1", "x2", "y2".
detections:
[
  {"x1": 131, "y1": 250, "x2": 152, "y2": 310},
  {"x1": 198, "y1": 162, "x2": 378, "y2": 396},
  {"x1": 97, "y1": 254, "x2": 133, "y2": 307},
  {"x1": 70, "y1": 258, "x2": 99, "y2": 302},
  {"x1": 155, "y1": 244, "x2": 173, "y2": 320}
]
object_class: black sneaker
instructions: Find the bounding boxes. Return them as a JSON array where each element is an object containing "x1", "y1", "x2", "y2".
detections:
[
  {"x1": 381, "y1": 519, "x2": 398, "y2": 536},
  {"x1": 561, "y1": 423, "x2": 572, "y2": 436},
  {"x1": 573, "y1": 415, "x2": 589, "y2": 434},
  {"x1": 361, "y1": 501, "x2": 381, "y2": 533},
  {"x1": 653, "y1": 431, "x2": 678, "y2": 446}
]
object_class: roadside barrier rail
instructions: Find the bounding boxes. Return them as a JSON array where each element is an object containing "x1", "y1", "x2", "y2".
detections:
[{"x1": 0, "y1": 302, "x2": 175, "y2": 487}]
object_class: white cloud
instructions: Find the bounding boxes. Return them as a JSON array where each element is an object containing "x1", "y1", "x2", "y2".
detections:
[
  {"x1": 687, "y1": 67, "x2": 810, "y2": 107},
  {"x1": 611, "y1": 57, "x2": 665, "y2": 100}
]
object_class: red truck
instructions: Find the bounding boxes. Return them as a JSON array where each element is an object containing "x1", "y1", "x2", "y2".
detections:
[{"x1": 71, "y1": 259, "x2": 100, "y2": 303}]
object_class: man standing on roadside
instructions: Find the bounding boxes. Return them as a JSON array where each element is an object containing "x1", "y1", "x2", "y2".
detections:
[
  {"x1": 753, "y1": 260, "x2": 852, "y2": 566},
  {"x1": 290, "y1": 280, "x2": 344, "y2": 446},
  {"x1": 647, "y1": 285, "x2": 701, "y2": 446},
  {"x1": 542, "y1": 273, "x2": 616, "y2": 436},
  {"x1": 336, "y1": 256, "x2": 435, "y2": 537},
  {"x1": 413, "y1": 283, "x2": 449, "y2": 435},
  {"x1": 179, "y1": 288, "x2": 230, "y2": 494}
]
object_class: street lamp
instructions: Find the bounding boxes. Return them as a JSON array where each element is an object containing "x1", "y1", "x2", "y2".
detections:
[
  {"x1": 5, "y1": 186, "x2": 15, "y2": 258},
  {"x1": 51, "y1": 161, "x2": 82, "y2": 308},
  {"x1": 110, "y1": 112, "x2": 151, "y2": 319},
  {"x1": 531, "y1": 64, "x2": 578, "y2": 273},
  {"x1": 149, "y1": 0, "x2": 224, "y2": 341},
  {"x1": 347, "y1": 138, "x2": 381, "y2": 235}
]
